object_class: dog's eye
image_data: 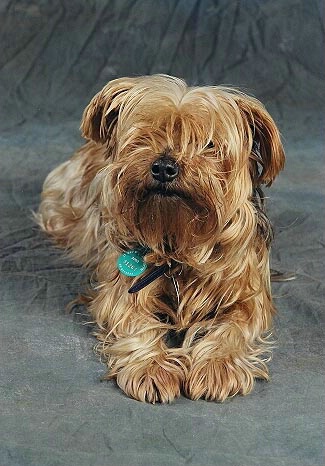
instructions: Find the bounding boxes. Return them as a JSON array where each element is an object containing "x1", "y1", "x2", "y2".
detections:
[{"x1": 207, "y1": 141, "x2": 214, "y2": 149}]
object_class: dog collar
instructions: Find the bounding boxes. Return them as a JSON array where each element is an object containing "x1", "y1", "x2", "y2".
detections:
[
  {"x1": 117, "y1": 248, "x2": 176, "y2": 294},
  {"x1": 128, "y1": 263, "x2": 170, "y2": 293}
]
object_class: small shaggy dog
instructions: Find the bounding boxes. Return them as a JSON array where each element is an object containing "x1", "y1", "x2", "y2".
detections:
[{"x1": 37, "y1": 74, "x2": 285, "y2": 403}]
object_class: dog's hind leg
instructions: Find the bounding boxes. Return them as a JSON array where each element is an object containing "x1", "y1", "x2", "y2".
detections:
[{"x1": 36, "y1": 143, "x2": 105, "y2": 267}]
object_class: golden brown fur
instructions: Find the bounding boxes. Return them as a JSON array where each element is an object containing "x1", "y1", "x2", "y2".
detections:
[{"x1": 37, "y1": 75, "x2": 285, "y2": 403}]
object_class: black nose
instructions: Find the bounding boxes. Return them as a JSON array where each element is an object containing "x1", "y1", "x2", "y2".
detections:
[{"x1": 151, "y1": 156, "x2": 179, "y2": 183}]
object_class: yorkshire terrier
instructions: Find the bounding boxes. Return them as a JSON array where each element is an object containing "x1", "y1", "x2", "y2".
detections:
[{"x1": 37, "y1": 74, "x2": 285, "y2": 403}]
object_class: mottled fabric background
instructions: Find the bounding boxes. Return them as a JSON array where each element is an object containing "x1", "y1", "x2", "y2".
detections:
[{"x1": 0, "y1": 1, "x2": 324, "y2": 465}]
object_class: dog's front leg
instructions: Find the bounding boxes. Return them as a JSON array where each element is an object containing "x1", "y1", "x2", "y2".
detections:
[
  {"x1": 90, "y1": 283, "x2": 189, "y2": 403},
  {"x1": 183, "y1": 301, "x2": 273, "y2": 402}
]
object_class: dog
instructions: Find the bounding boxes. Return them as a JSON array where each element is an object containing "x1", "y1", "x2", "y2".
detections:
[{"x1": 37, "y1": 74, "x2": 285, "y2": 403}]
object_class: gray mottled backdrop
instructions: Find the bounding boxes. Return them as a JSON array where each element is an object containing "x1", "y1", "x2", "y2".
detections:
[{"x1": 0, "y1": 1, "x2": 324, "y2": 465}]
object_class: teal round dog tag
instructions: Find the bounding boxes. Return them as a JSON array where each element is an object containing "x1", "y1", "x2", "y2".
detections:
[{"x1": 117, "y1": 250, "x2": 147, "y2": 277}]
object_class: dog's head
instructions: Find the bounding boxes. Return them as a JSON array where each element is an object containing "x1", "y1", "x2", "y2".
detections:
[{"x1": 81, "y1": 75, "x2": 284, "y2": 264}]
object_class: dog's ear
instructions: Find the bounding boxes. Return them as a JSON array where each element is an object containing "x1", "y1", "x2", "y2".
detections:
[
  {"x1": 80, "y1": 77, "x2": 139, "y2": 143},
  {"x1": 235, "y1": 96, "x2": 285, "y2": 186}
]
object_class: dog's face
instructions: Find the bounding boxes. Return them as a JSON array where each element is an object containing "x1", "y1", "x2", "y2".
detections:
[{"x1": 81, "y1": 75, "x2": 284, "y2": 264}]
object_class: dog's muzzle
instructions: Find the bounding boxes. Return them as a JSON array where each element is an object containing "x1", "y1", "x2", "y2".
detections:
[{"x1": 151, "y1": 156, "x2": 179, "y2": 183}]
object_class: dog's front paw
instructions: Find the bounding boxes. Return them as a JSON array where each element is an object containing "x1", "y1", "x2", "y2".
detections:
[
  {"x1": 115, "y1": 356, "x2": 187, "y2": 403},
  {"x1": 184, "y1": 356, "x2": 267, "y2": 402}
]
